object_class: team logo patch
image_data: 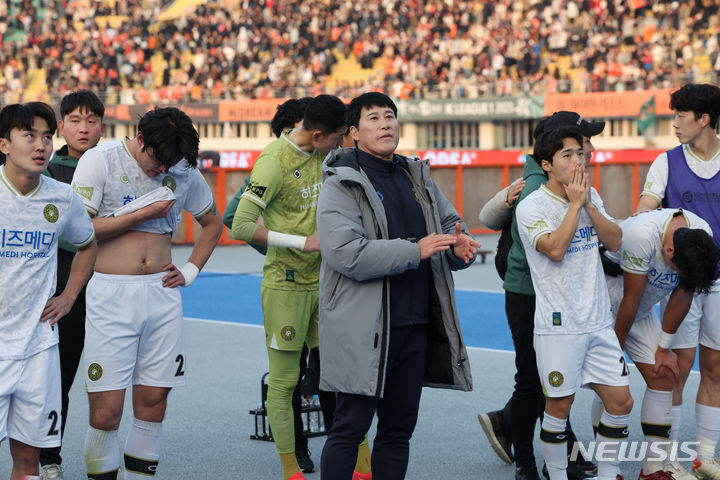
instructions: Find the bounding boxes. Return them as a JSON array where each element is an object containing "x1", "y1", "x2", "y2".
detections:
[
  {"x1": 281, "y1": 326, "x2": 296, "y2": 342},
  {"x1": 622, "y1": 251, "x2": 644, "y2": 268},
  {"x1": 526, "y1": 219, "x2": 548, "y2": 235},
  {"x1": 548, "y1": 371, "x2": 564, "y2": 388},
  {"x1": 294, "y1": 169, "x2": 301, "y2": 178},
  {"x1": 682, "y1": 190, "x2": 693, "y2": 203},
  {"x1": 162, "y1": 175, "x2": 177, "y2": 192},
  {"x1": 247, "y1": 182, "x2": 267, "y2": 198},
  {"x1": 552, "y1": 312, "x2": 562, "y2": 326},
  {"x1": 88, "y1": 363, "x2": 103, "y2": 381},
  {"x1": 43, "y1": 204, "x2": 59, "y2": 223},
  {"x1": 72, "y1": 183, "x2": 94, "y2": 201},
  {"x1": 285, "y1": 269, "x2": 295, "y2": 282},
  {"x1": 120, "y1": 174, "x2": 129, "y2": 184}
]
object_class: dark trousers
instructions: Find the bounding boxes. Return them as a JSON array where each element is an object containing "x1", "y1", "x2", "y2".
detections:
[
  {"x1": 292, "y1": 345, "x2": 336, "y2": 454},
  {"x1": 505, "y1": 291, "x2": 545, "y2": 468},
  {"x1": 321, "y1": 325, "x2": 427, "y2": 480},
  {"x1": 40, "y1": 250, "x2": 86, "y2": 466}
]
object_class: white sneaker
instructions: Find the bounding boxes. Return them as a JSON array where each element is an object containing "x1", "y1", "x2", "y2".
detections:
[
  {"x1": 39, "y1": 464, "x2": 63, "y2": 480},
  {"x1": 692, "y1": 457, "x2": 720, "y2": 479},
  {"x1": 663, "y1": 460, "x2": 695, "y2": 479}
]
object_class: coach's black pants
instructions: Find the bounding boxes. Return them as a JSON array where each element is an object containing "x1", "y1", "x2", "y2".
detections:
[
  {"x1": 40, "y1": 249, "x2": 87, "y2": 466},
  {"x1": 321, "y1": 325, "x2": 427, "y2": 480},
  {"x1": 505, "y1": 291, "x2": 546, "y2": 468}
]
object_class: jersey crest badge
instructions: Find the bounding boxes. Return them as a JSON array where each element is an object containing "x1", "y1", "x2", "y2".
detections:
[
  {"x1": 88, "y1": 363, "x2": 103, "y2": 381},
  {"x1": 43, "y1": 204, "x2": 59, "y2": 223},
  {"x1": 552, "y1": 312, "x2": 561, "y2": 326},
  {"x1": 281, "y1": 326, "x2": 296, "y2": 342},
  {"x1": 548, "y1": 371, "x2": 564, "y2": 387},
  {"x1": 285, "y1": 269, "x2": 295, "y2": 282},
  {"x1": 162, "y1": 175, "x2": 177, "y2": 192},
  {"x1": 294, "y1": 169, "x2": 301, "y2": 179},
  {"x1": 121, "y1": 173, "x2": 129, "y2": 184}
]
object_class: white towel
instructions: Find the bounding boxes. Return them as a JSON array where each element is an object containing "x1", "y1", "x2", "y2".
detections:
[{"x1": 107, "y1": 186, "x2": 176, "y2": 217}]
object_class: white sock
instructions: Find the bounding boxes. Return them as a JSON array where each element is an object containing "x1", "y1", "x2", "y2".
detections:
[
  {"x1": 591, "y1": 394, "x2": 604, "y2": 436},
  {"x1": 697, "y1": 403, "x2": 720, "y2": 461},
  {"x1": 541, "y1": 412, "x2": 568, "y2": 480},
  {"x1": 596, "y1": 410, "x2": 630, "y2": 479},
  {"x1": 85, "y1": 426, "x2": 120, "y2": 477},
  {"x1": 124, "y1": 418, "x2": 163, "y2": 479},
  {"x1": 641, "y1": 388, "x2": 672, "y2": 473},
  {"x1": 669, "y1": 405, "x2": 682, "y2": 442}
]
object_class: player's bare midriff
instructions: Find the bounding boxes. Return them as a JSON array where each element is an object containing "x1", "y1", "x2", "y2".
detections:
[{"x1": 95, "y1": 230, "x2": 172, "y2": 275}]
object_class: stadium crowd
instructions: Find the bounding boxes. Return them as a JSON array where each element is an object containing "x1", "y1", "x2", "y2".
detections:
[{"x1": 1, "y1": 0, "x2": 720, "y2": 104}]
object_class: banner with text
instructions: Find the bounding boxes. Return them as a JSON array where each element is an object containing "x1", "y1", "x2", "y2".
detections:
[
  {"x1": 396, "y1": 96, "x2": 545, "y2": 121},
  {"x1": 212, "y1": 149, "x2": 664, "y2": 170},
  {"x1": 404, "y1": 149, "x2": 664, "y2": 166},
  {"x1": 544, "y1": 91, "x2": 672, "y2": 118},
  {"x1": 101, "y1": 104, "x2": 219, "y2": 124}
]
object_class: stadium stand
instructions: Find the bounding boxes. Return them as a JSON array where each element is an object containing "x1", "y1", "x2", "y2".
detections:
[{"x1": 1, "y1": 0, "x2": 720, "y2": 105}]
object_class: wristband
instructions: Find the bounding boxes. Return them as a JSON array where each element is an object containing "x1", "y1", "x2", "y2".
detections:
[
  {"x1": 267, "y1": 230, "x2": 307, "y2": 250},
  {"x1": 180, "y1": 262, "x2": 199, "y2": 287},
  {"x1": 658, "y1": 330, "x2": 675, "y2": 349}
]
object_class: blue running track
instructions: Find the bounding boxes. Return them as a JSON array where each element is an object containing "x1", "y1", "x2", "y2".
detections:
[{"x1": 181, "y1": 272, "x2": 698, "y2": 370}]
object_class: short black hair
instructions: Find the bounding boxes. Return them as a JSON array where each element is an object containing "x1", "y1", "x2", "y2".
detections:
[
  {"x1": 302, "y1": 94, "x2": 346, "y2": 135},
  {"x1": 137, "y1": 107, "x2": 200, "y2": 169},
  {"x1": 60, "y1": 90, "x2": 105, "y2": 119},
  {"x1": 347, "y1": 92, "x2": 398, "y2": 130},
  {"x1": 534, "y1": 111, "x2": 605, "y2": 139},
  {"x1": 271, "y1": 97, "x2": 311, "y2": 138},
  {"x1": 0, "y1": 102, "x2": 57, "y2": 140},
  {"x1": 670, "y1": 84, "x2": 720, "y2": 129},
  {"x1": 672, "y1": 228, "x2": 720, "y2": 295},
  {"x1": 532, "y1": 126, "x2": 583, "y2": 166}
]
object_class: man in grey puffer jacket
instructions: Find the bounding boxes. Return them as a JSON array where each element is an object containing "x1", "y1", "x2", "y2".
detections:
[{"x1": 316, "y1": 92, "x2": 480, "y2": 480}]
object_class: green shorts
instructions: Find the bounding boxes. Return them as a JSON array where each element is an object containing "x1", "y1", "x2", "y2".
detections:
[{"x1": 261, "y1": 286, "x2": 319, "y2": 351}]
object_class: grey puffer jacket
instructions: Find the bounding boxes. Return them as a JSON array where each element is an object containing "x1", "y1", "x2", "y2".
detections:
[{"x1": 316, "y1": 147, "x2": 474, "y2": 397}]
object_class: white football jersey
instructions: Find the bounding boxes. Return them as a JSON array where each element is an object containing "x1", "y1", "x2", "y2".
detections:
[
  {"x1": 0, "y1": 166, "x2": 95, "y2": 360},
  {"x1": 517, "y1": 185, "x2": 614, "y2": 334},
  {"x1": 71, "y1": 138, "x2": 214, "y2": 235},
  {"x1": 604, "y1": 208, "x2": 712, "y2": 318}
]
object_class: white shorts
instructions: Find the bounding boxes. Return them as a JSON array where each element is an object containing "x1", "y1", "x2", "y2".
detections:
[
  {"x1": 659, "y1": 281, "x2": 720, "y2": 351},
  {"x1": 0, "y1": 346, "x2": 61, "y2": 447},
  {"x1": 84, "y1": 272, "x2": 186, "y2": 392},
  {"x1": 624, "y1": 310, "x2": 660, "y2": 365},
  {"x1": 535, "y1": 326, "x2": 630, "y2": 398}
]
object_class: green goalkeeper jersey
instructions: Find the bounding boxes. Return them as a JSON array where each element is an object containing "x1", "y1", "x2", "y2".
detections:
[{"x1": 241, "y1": 134, "x2": 323, "y2": 290}]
